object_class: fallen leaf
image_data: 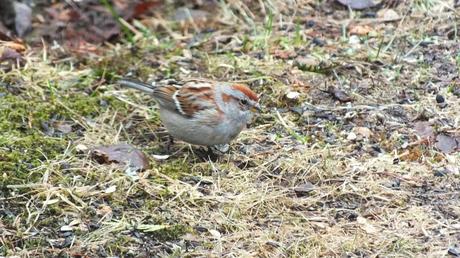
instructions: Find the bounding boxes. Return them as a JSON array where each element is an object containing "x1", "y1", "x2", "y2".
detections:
[
  {"x1": 435, "y1": 134, "x2": 458, "y2": 154},
  {"x1": 2, "y1": 41, "x2": 26, "y2": 52},
  {"x1": 60, "y1": 225, "x2": 73, "y2": 232},
  {"x1": 413, "y1": 121, "x2": 435, "y2": 139},
  {"x1": 349, "y1": 25, "x2": 373, "y2": 36},
  {"x1": 132, "y1": 1, "x2": 161, "y2": 18},
  {"x1": 96, "y1": 205, "x2": 113, "y2": 217},
  {"x1": 273, "y1": 49, "x2": 297, "y2": 59},
  {"x1": 337, "y1": 0, "x2": 378, "y2": 9},
  {"x1": 92, "y1": 144, "x2": 150, "y2": 171},
  {"x1": 327, "y1": 86, "x2": 352, "y2": 102}
]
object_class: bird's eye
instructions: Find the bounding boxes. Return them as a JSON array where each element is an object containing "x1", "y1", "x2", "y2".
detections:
[{"x1": 239, "y1": 99, "x2": 248, "y2": 105}]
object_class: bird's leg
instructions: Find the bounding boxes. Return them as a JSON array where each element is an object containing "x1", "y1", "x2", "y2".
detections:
[
  {"x1": 206, "y1": 146, "x2": 219, "y2": 161},
  {"x1": 165, "y1": 135, "x2": 175, "y2": 153},
  {"x1": 194, "y1": 146, "x2": 219, "y2": 161}
]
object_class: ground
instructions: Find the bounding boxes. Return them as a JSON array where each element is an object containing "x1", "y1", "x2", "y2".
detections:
[{"x1": 1, "y1": 0, "x2": 460, "y2": 257}]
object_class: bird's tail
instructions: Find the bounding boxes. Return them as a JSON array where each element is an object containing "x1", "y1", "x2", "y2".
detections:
[{"x1": 117, "y1": 78, "x2": 155, "y2": 94}]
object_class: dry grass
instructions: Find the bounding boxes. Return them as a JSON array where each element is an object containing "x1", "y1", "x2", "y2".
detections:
[{"x1": 1, "y1": 0, "x2": 460, "y2": 257}]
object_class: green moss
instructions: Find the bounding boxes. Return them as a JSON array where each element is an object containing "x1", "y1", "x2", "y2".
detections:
[
  {"x1": 62, "y1": 93, "x2": 103, "y2": 116},
  {"x1": 158, "y1": 160, "x2": 191, "y2": 179},
  {"x1": 0, "y1": 133, "x2": 65, "y2": 184},
  {"x1": 0, "y1": 95, "x2": 58, "y2": 131},
  {"x1": 106, "y1": 235, "x2": 135, "y2": 256},
  {"x1": 148, "y1": 224, "x2": 189, "y2": 242}
]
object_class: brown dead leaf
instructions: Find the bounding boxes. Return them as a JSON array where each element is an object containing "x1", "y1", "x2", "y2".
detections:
[
  {"x1": 413, "y1": 121, "x2": 435, "y2": 139},
  {"x1": 3, "y1": 41, "x2": 26, "y2": 52},
  {"x1": 96, "y1": 204, "x2": 113, "y2": 219},
  {"x1": 400, "y1": 146, "x2": 423, "y2": 161},
  {"x1": 435, "y1": 134, "x2": 458, "y2": 154},
  {"x1": 122, "y1": 1, "x2": 161, "y2": 19},
  {"x1": 92, "y1": 144, "x2": 150, "y2": 171},
  {"x1": 273, "y1": 49, "x2": 297, "y2": 59},
  {"x1": 45, "y1": 4, "x2": 80, "y2": 22},
  {"x1": 327, "y1": 86, "x2": 352, "y2": 102},
  {"x1": 349, "y1": 25, "x2": 373, "y2": 36}
]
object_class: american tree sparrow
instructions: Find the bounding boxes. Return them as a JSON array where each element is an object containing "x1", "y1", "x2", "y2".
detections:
[{"x1": 117, "y1": 78, "x2": 261, "y2": 146}]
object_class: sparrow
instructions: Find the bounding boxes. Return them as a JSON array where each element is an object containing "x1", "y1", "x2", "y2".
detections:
[{"x1": 117, "y1": 78, "x2": 261, "y2": 147}]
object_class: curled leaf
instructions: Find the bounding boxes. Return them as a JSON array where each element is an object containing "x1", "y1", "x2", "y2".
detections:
[
  {"x1": 327, "y1": 86, "x2": 352, "y2": 102},
  {"x1": 92, "y1": 144, "x2": 150, "y2": 171}
]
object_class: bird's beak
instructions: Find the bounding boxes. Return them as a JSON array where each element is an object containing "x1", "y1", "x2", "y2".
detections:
[{"x1": 251, "y1": 103, "x2": 262, "y2": 112}]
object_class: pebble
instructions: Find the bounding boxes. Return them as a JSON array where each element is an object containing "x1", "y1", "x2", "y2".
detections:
[{"x1": 436, "y1": 94, "x2": 445, "y2": 103}]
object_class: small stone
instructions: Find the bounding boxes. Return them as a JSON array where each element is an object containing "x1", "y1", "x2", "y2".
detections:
[
  {"x1": 312, "y1": 37, "x2": 325, "y2": 46},
  {"x1": 151, "y1": 154, "x2": 170, "y2": 160},
  {"x1": 60, "y1": 225, "x2": 73, "y2": 232},
  {"x1": 377, "y1": 9, "x2": 400, "y2": 21},
  {"x1": 75, "y1": 144, "x2": 89, "y2": 152},
  {"x1": 286, "y1": 91, "x2": 300, "y2": 100},
  {"x1": 362, "y1": 11, "x2": 376, "y2": 18},
  {"x1": 306, "y1": 20, "x2": 315, "y2": 28},
  {"x1": 348, "y1": 35, "x2": 361, "y2": 46},
  {"x1": 209, "y1": 229, "x2": 221, "y2": 239},
  {"x1": 434, "y1": 169, "x2": 447, "y2": 177},
  {"x1": 448, "y1": 247, "x2": 460, "y2": 257},
  {"x1": 436, "y1": 94, "x2": 445, "y2": 103},
  {"x1": 104, "y1": 185, "x2": 117, "y2": 194},
  {"x1": 347, "y1": 132, "x2": 357, "y2": 141},
  {"x1": 452, "y1": 87, "x2": 460, "y2": 97},
  {"x1": 61, "y1": 231, "x2": 73, "y2": 237}
]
